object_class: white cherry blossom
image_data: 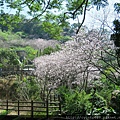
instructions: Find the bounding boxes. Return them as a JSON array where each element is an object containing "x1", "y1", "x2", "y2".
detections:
[{"x1": 33, "y1": 29, "x2": 116, "y2": 91}]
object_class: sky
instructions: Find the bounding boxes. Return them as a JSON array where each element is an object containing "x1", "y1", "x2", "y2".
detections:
[
  {"x1": 2, "y1": 0, "x2": 120, "y2": 31},
  {"x1": 75, "y1": 0, "x2": 120, "y2": 31}
]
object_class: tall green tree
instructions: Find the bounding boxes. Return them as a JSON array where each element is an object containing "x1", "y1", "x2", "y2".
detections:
[
  {"x1": 0, "y1": 13, "x2": 24, "y2": 31},
  {"x1": 110, "y1": 2, "x2": 120, "y2": 67}
]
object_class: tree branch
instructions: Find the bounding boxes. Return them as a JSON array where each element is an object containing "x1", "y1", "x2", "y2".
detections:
[
  {"x1": 72, "y1": 0, "x2": 86, "y2": 19},
  {"x1": 28, "y1": 0, "x2": 51, "y2": 22},
  {"x1": 76, "y1": 0, "x2": 88, "y2": 34},
  {"x1": 90, "y1": 61, "x2": 118, "y2": 85}
]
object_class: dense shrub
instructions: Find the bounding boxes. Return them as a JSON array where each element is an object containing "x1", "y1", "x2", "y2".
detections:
[
  {"x1": 57, "y1": 87, "x2": 92, "y2": 115},
  {"x1": 0, "y1": 30, "x2": 21, "y2": 41},
  {"x1": 57, "y1": 86, "x2": 115, "y2": 116},
  {"x1": 0, "y1": 48, "x2": 19, "y2": 66},
  {"x1": 40, "y1": 45, "x2": 61, "y2": 55}
]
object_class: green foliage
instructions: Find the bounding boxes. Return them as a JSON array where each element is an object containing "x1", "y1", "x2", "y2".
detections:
[
  {"x1": 12, "y1": 16, "x2": 69, "y2": 40},
  {"x1": 0, "y1": 13, "x2": 23, "y2": 31},
  {"x1": 15, "y1": 31, "x2": 27, "y2": 38},
  {"x1": 42, "y1": 21, "x2": 63, "y2": 40},
  {"x1": 23, "y1": 46, "x2": 37, "y2": 60},
  {"x1": 16, "y1": 76, "x2": 41, "y2": 101},
  {"x1": 54, "y1": 44, "x2": 61, "y2": 51},
  {"x1": 93, "y1": 42, "x2": 120, "y2": 115},
  {"x1": 12, "y1": 46, "x2": 38, "y2": 61},
  {"x1": 98, "y1": 49, "x2": 120, "y2": 85},
  {"x1": 91, "y1": 92, "x2": 107, "y2": 108},
  {"x1": 104, "y1": 67, "x2": 115, "y2": 75},
  {"x1": 57, "y1": 86, "x2": 72, "y2": 104},
  {"x1": 64, "y1": 90, "x2": 92, "y2": 115},
  {"x1": 24, "y1": 76, "x2": 41, "y2": 100},
  {"x1": 0, "y1": 46, "x2": 38, "y2": 68},
  {"x1": 57, "y1": 86, "x2": 92, "y2": 115},
  {"x1": 0, "y1": 43, "x2": 60, "y2": 67},
  {"x1": 0, "y1": 1, "x2": 119, "y2": 116},
  {"x1": 97, "y1": 88, "x2": 112, "y2": 105},
  {"x1": 99, "y1": 73, "x2": 119, "y2": 91},
  {"x1": 0, "y1": 0, "x2": 111, "y2": 38},
  {"x1": 60, "y1": 36, "x2": 72, "y2": 43},
  {"x1": 39, "y1": 45, "x2": 61, "y2": 56},
  {"x1": 0, "y1": 48, "x2": 19, "y2": 66},
  {"x1": 13, "y1": 20, "x2": 48, "y2": 39},
  {"x1": 87, "y1": 89, "x2": 116, "y2": 116},
  {"x1": 33, "y1": 108, "x2": 46, "y2": 117},
  {"x1": 91, "y1": 106, "x2": 115, "y2": 115},
  {"x1": 0, "y1": 30, "x2": 21, "y2": 41},
  {"x1": 66, "y1": 0, "x2": 84, "y2": 16},
  {"x1": 41, "y1": 46, "x2": 55, "y2": 55},
  {"x1": 57, "y1": 85, "x2": 117, "y2": 116},
  {"x1": 0, "y1": 110, "x2": 8, "y2": 115},
  {"x1": 0, "y1": 13, "x2": 69, "y2": 40}
]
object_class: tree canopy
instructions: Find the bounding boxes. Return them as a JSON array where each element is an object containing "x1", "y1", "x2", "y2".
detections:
[
  {"x1": 0, "y1": 0, "x2": 119, "y2": 39},
  {"x1": 0, "y1": 0, "x2": 111, "y2": 33}
]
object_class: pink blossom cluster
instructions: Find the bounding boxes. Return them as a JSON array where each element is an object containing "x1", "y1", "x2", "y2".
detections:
[
  {"x1": 25, "y1": 38, "x2": 60, "y2": 50},
  {"x1": 33, "y1": 29, "x2": 115, "y2": 90}
]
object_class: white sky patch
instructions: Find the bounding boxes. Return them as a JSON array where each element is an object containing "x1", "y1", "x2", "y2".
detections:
[{"x1": 70, "y1": 0, "x2": 120, "y2": 31}]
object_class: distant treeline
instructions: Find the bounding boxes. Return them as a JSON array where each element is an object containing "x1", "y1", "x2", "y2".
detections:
[{"x1": 0, "y1": 13, "x2": 76, "y2": 41}]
